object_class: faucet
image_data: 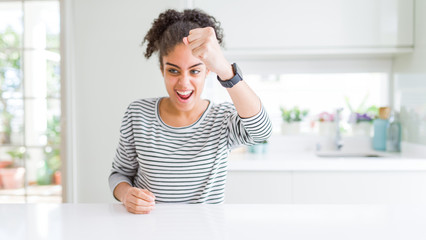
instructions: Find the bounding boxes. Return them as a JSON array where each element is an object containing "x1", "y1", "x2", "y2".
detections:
[{"x1": 334, "y1": 108, "x2": 344, "y2": 151}]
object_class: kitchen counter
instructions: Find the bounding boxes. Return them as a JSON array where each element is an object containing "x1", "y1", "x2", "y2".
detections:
[
  {"x1": 1, "y1": 203, "x2": 426, "y2": 240},
  {"x1": 227, "y1": 135, "x2": 426, "y2": 172},
  {"x1": 228, "y1": 152, "x2": 426, "y2": 171}
]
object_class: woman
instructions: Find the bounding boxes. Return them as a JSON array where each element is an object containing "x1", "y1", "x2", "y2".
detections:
[{"x1": 109, "y1": 9, "x2": 272, "y2": 214}]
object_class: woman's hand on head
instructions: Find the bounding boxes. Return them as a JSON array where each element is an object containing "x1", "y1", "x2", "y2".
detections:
[
  {"x1": 183, "y1": 27, "x2": 234, "y2": 80},
  {"x1": 122, "y1": 187, "x2": 156, "y2": 214}
]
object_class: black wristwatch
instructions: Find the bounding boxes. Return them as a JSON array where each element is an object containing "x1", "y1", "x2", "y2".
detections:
[{"x1": 217, "y1": 63, "x2": 243, "y2": 88}]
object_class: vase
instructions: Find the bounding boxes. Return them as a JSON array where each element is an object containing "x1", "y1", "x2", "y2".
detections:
[
  {"x1": 248, "y1": 143, "x2": 268, "y2": 154},
  {"x1": 281, "y1": 122, "x2": 301, "y2": 135},
  {"x1": 317, "y1": 121, "x2": 335, "y2": 136},
  {"x1": 54, "y1": 171, "x2": 61, "y2": 185},
  {"x1": 351, "y1": 122, "x2": 372, "y2": 136},
  {"x1": 0, "y1": 167, "x2": 25, "y2": 189}
]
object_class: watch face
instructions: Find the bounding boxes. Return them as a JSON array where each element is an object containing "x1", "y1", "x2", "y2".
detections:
[
  {"x1": 231, "y1": 63, "x2": 243, "y2": 82},
  {"x1": 234, "y1": 63, "x2": 242, "y2": 76},
  {"x1": 217, "y1": 63, "x2": 243, "y2": 88}
]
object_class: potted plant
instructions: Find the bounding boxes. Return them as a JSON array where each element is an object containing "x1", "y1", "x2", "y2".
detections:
[
  {"x1": 348, "y1": 110, "x2": 376, "y2": 136},
  {"x1": 280, "y1": 106, "x2": 308, "y2": 135},
  {"x1": 37, "y1": 147, "x2": 60, "y2": 185},
  {"x1": 315, "y1": 111, "x2": 335, "y2": 136},
  {"x1": 0, "y1": 147, "x2": 26, "y2": 189},
  {"x1": 346, "y1": 95, "x2": 378, "y2": 136},
  {"x1": 247, "y1": 140, "x2": 268, "y2": 154}
]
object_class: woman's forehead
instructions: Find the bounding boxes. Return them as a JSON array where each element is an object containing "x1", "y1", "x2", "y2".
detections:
[{"x1": 163, "y1": 44, "x2": 204, "y2": 69}]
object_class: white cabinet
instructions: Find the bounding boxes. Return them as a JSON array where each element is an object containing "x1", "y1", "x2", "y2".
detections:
[
  {"x1": 193, "y1": 0, "x2": 413, "y2": 57},
  {"x1": 226, "y1": 170, "x2": 426, "y2": 204},
  {"x1": 292, "y1": 171, "x2": 426, "y2": 204},
  {"x1": 225, "y1": 171, "x2": 292, "y2": 203}
]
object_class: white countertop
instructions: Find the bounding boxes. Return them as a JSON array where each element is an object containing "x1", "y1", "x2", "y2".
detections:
[
  {"x1": 228, "y1": 152, "x2": 426, "y2": 171},
  {"x1": 227, "y1": 135, "x2": 426, "y2": 172},
  {"x1": 2, "y1": 203, "x2": 426, "y2": 240}
]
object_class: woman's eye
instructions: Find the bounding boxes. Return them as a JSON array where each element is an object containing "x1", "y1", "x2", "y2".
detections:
[
  {"x1": 191, "y1": 69, "x2": 200, "y2": 74},
  {"x1": 168, "y1": 69, "x2": 179, "y2": 74}
]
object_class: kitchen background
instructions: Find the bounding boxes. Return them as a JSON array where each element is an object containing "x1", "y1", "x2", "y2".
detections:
[{"x1": 0, "y1": 0, "x2": 425, "y2": 204}]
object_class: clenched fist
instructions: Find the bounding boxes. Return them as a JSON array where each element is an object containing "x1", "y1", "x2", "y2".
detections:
[
  {"x1": 183, "y1": 27, "x2": 234, "y2": 81},
  {"x1": 116, "y1": 183, "x2": 156, "y2": 214}
]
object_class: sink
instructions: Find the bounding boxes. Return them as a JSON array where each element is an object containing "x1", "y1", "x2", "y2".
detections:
[
  {"x1": 314, "y1": 136, "x2": 395, "y2": 158},
  {"x1": 315, "y1": 150, "x2": 391, "y2": 158}
]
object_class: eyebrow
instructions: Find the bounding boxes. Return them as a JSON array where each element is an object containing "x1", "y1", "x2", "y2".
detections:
[{"x1": 165, "y1": 62, "x2": 203, "y2": 69}]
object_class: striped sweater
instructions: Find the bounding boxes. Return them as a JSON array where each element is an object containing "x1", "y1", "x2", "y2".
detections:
[{"x1": 109, "y1": 97, "x2": 272, "y2": 203}]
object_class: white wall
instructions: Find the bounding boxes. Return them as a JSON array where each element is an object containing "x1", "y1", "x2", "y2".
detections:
[
  {"x1": 68, "y1": 0, "x2": 184, "y2": 202},
  {"x1": 393, "y1": 0, "x2": 426, "y2": 146}
]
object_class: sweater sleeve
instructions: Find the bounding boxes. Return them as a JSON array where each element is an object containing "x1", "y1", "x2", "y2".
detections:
[
  {"x1": 227, "y1": 104, "x2": 272, "y2": 149},
  {"x1": 108, "y1": 104, "x2": 139, "y2": 195}
]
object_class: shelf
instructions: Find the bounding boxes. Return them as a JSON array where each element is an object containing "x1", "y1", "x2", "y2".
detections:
[{"x1": 224, "y1": 47, "x2": 414, "y2": 60}]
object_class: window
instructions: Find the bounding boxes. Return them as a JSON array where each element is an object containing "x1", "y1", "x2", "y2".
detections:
[
  {"x1": 202, "y1": 59, "x2": 390, "y2": 135},
  {"x1": 0, "y1": 0, "x2": 61, "y2": 203}
]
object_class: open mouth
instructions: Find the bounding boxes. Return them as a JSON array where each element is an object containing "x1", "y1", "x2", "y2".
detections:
[{"x1": 176, "y1": 90, "x2": 194, "y2": 101}]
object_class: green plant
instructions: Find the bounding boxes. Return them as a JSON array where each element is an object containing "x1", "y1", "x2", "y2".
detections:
[
  {"x1": 46, "y1": 115, "x2": 61, "y2": 146},
  {"x1": 280, "y1": 106, "x2": 309, "y2": 123},
  {"x1": 364, "y1": 105, "x2": 379, "y2": 119},
  {"x1": 1, "y1": 26, "x2": 21, "y2": 144},
  {"x1": 46, "y1": 147, "x2": 60, "y2": 173},
  {"x1": 0, "y1": 111, "x2": 12, "y2": 143},
  {"x1": 345, "y1": 94, "x2": 379, "y2": 123},
  {"x1": 35, "y1": 146, "x2": 60, "y2": 186},
  {"x1": 6, "y1": 147, "x2": 27, "y2": 168},
  {"x1": 345, "y1": 95, "x2": 379, "y2": 118},
  {"x1": 44, "y1": 116, "x2": 61, "y2": 173}
]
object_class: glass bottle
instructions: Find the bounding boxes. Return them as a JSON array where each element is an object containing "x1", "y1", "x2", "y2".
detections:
[
  {"x1": 386, "y1": 111, "x2": 401, "y2": 152},
  {"x1": 372, "y1": 107, "x2": 390, "y2": 151}
]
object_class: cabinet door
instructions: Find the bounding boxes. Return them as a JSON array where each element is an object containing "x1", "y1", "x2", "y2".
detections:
[
  {"x1": 292, "y1": 171, "x2": 426, "y2": 204},
  {"x1": 225, "y1": 171, "x2": 292, "y2": 204},
  {"x1": 193, "y1": 0, "x2": 413, "y2": 50}
]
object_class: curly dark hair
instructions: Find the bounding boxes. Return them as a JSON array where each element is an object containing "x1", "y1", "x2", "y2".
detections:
[{"x1": 142, "y1": 9, "x2": 224, "y2": 68}]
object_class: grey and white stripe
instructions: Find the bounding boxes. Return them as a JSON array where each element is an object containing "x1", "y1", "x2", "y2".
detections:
[{"x1": 109, "y1": 97, "x2": 272, "y2": 203}]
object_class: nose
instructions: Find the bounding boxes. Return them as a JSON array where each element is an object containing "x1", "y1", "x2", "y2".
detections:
[{"x1": 178, "y1": 72, "x2": 191, "y2": 86}]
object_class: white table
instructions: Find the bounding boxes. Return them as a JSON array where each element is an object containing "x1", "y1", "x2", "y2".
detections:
[{"x1": 1, "y1": 203, "x2": 426, "y2": 240}]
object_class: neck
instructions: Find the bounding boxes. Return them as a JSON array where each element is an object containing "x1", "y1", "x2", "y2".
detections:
[{"x1": 159, "y1": 98, "x2": 209, "y2": 127}]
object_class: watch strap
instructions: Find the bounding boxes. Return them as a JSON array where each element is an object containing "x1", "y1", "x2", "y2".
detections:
[{"x1": 217, "y1": 63, "x2": 243, "y2": 88}]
